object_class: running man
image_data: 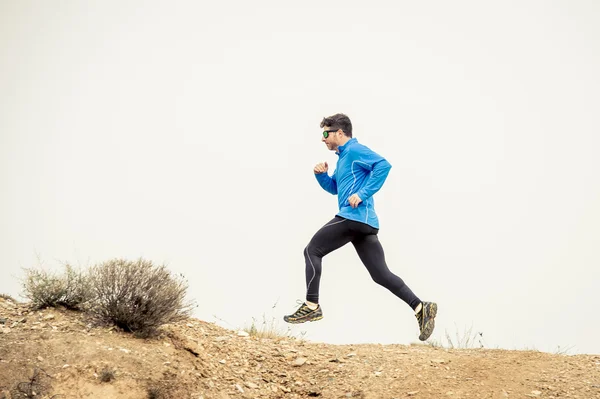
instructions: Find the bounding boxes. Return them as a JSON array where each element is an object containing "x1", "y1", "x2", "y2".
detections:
[{"x1": 283, "y1": 113, "x2": 437, "y2": 341}]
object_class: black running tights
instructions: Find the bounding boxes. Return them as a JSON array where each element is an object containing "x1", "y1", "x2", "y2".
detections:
[{"x1": 304, "y1": 216, "x2": 421, "y2": 310}]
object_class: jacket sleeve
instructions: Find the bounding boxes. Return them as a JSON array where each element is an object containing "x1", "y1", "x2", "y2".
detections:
[
  {"x1": 315, "y1": 171, "x2": 338, "y2": 195},
  {"x1": 353, "y1": 146, "x2": 392, "y2": 201}
]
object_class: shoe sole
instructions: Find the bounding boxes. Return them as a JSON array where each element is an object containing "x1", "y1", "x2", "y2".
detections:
[{"x1": 284, "y1": 314, "x2": 323, "y2": 324}]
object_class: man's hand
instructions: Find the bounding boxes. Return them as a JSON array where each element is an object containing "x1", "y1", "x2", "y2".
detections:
[
  {"x1": 348, "y1": 193, "x2": 362, "y2": 208},
  {"x1": 314, "y1": 162, "x2": 328, "y2": 174}
]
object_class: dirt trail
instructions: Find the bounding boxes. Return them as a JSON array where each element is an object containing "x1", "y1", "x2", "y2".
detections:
[{"x1": 1, "y1": 297, "x2": 599, "y2": 399}]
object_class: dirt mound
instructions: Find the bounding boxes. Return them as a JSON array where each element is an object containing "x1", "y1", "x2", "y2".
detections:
[{"x1": 1, "y1": 297, "x2": 599, "y2": 399}]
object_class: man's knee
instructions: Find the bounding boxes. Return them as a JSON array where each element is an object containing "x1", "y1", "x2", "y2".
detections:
[
  {"x1": 304, "y1": 244, "x2": 322, "y2": 258},
  {"x1": 371, "y1": 270, "x2": 394, "y2": 287},
  {"x1": 304, "y1": 243, "x2": 320, "y2": 258},
  {"x1": 371, "y1": 272, "x2": 386, "y2": 286}
]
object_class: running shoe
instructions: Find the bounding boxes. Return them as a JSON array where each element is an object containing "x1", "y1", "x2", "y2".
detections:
[
  {"x1": 416, "y1": 301, "x2": 438, "y2": 341},
  {"x1": 283, "y1": 302, "x2": 323, "y2": 324}
]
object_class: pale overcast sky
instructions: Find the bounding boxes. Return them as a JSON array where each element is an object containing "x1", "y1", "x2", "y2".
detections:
[{"x1": 1, "y1": 1, "x2": 599, "y2": 355}]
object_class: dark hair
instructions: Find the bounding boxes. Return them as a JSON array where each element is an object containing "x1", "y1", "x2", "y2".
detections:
[{"x1": 320, "y1": 113, "x2": 352, "y2": 137}]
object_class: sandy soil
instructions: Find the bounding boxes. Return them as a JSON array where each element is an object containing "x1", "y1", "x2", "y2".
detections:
[{"x1": 1, "y1": 297, "x2": 599, "y2": 399}]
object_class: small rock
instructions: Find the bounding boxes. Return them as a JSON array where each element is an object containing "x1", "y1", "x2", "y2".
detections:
[
  {"x1": 293, "y1": 357, "x2": 307, "y2": 366},
  {"x1": 43, "y1": 314, "x2": 55, "y2": 320},
  {"x1": 237, "y1": 330, "x2": 249, "y2": 337},
  {"x1": 346, "y1": 352, "x2": 357, "y2": 358},
  {"x1": 215, "y1": 336, "x2": 230, "y2": 342},
  {"x1": 235, "y1": 384, "x2": 244, "y2": 393},
  {"x1": 531, "y1": 391, "x2": 542, "y2": 396},
  {"x1": 37, "y1": 356, "x2": 44, "y2": 362},
  {"x1": 186, "y1": 323, "x2": 194, "y2": 327},
  {"x1": 245, "y1": 381, "x2": 258, "y2": 389},
  {"x1": 1, "y1": 327, "x2": 10, "y2": 334},
  {"x1": 62, "y1": 364, "x2": 70, "y2": 369},
  {"x1": 219, "y1": 359, "x2": 226, "y2": 364},
  {"x1": 430, "y1": 359, "x2": 446, "y2": 364},
  {"x1": 407, "y1": 391, "x2": 419, "y2": 396}
]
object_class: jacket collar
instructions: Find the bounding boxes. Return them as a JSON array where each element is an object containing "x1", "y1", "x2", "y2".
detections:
[{"x1": 336, "y1": 137, "x2": 357, "y2": 155}]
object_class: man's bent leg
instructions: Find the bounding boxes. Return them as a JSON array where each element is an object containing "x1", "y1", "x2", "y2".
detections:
[
  {"x1": 352, "y1": 231, "x2": 437, "y2": 340},
  {"x1": 351, "y1": 233, "x2": 421, "y2": 310}
]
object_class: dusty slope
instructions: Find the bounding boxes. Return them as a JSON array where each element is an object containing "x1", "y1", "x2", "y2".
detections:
[{"x1": 1, "y1": 297, "x2": 599, "y2": 399}]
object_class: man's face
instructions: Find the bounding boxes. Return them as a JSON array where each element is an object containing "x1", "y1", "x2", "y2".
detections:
[{"x1": 322, "y1": 126, "x2": 342, "y2": 151}]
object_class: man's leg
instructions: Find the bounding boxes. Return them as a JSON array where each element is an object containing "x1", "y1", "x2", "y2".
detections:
[
  {"x1": 284, "y1": 216, "x2": 354, "y2": 324},
  {"x1": 351, "y1": 233, "x2": 421, "y2": 309},
  {"x1": 351, "y1": 229, "x2": 437, "y2": 341},
  {"x1": 304, "y1": 216, "x2": 355, "y2": 304}
]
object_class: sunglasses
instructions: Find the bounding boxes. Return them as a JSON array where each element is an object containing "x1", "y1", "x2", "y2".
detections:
[{"x1": 323, "y1": 129, "x2": 339, "y2": 138}]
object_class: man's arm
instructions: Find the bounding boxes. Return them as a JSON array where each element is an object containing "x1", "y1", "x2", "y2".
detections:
[
  {"x1": 353, "y1": 146, "x2": 392, "y2": 202},
  {"x1": 313, "y1": 161, "x2": 337, "y2": 194},
  {"x1": 315, "y1": 171, "x2": 338, "y2": 195}
]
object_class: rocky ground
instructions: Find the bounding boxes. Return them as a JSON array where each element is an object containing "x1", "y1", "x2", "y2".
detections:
[{"x1": 1, "y1": 297, "x2": 599, "y2": 399}]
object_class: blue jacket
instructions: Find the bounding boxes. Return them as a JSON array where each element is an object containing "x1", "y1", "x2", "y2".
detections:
[{"x1": 315, "y1": 138, "x2": 391, "y2": 229}]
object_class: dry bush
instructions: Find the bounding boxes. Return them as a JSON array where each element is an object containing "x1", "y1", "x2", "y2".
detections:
[
  {"x1": 21, "y1": 263, "x2": 92, "y2": 310},
  {"x1": 88, "y1": 258, "x2": 195, "y2": 337},
  {"x1": 99, "y1": 368, "x2": 115, "y2": 382},
  {"x1": 426, "y1": 324, "x2": 486, "y2": 349},
  {"x1": 241, "y1": 300, "x2": 306, "y2": 341},
  {"x1": 243, "y1": 313, "x2": 295, "y2": 340},
  {"x1": 7, "y1": 368, "x2": 52, "y2": 399},
  {"x1": 444, "y1": 325, "x2": 485, "y2": 349},
  {"x1": 147, "y1": 386, "x2": 166, "y2": 399},
  {"x1": 145, "y1": 379, "x2": 185, "y2": 399},
  {"x1": 0, "y1": 293, "x2": 16, "y2": 302}
]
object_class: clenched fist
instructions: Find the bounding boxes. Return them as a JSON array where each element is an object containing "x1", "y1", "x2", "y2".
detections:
[{"x1": 314, "y1": 162, "x2": 328, "y2": 174}]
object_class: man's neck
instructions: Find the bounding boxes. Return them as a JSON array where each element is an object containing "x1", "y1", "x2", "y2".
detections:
[{"x1": 334, "y1": 136, "x2": 352, "y2": 154}]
